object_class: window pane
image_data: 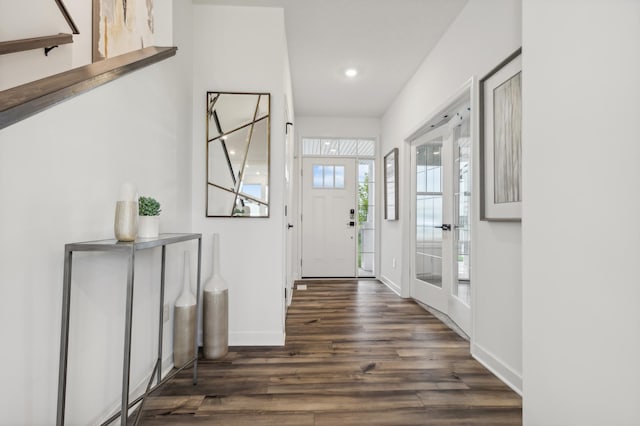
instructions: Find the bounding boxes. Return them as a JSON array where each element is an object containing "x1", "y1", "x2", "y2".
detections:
[
  {"x1": 321, "y1": 140, "x2": 339, "y2": 156},
  {"x1": 340, "y1": 139, "x2": 358, "y2": 156},
  {"x1": 323, "y1": 165, "x2": 334, "y2": 187},
  {"x1": 358, "y1": 139, "x2": 375, "y2": 156},
  {"x1": 303, "y1": 138, "x2": 321, "y2": 156},
  {"x1": 312, "y1": 165, "x2": 323, "y2": 188},
  {"x1": 334, "y1": 165, "x2": 345, "y2": 188}
]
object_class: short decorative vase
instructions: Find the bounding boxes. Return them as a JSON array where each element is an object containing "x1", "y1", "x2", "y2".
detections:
[
  {"x1": 138, "y1": 215, "x2": 159, "y2": 238},
  {"x1": 203, "y1": 233, "x2": 229, "y2": 359},
  {"x1": 114, "y1": 183, "x2": 138, "y2": 242},
  {"x1": 173, "y1": 251, "x2": 196, "y2": 368}
]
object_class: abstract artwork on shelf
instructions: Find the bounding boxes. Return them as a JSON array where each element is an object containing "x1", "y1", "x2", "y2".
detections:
[{"x1": 93, "y1": 0, "x2": 154, "y2": 62}]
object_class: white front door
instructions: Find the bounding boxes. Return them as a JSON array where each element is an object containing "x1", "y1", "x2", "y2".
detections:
[
  {"x1": 410, "y1": 111, "x2": 472, "y2": 335},
  {"x1": 301, "y1": 157, "x2": 357, "y2": 277}
]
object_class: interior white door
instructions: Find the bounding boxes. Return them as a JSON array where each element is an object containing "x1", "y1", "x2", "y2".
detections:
[
  {"x1": 411, "y1": 125, "x2": 453, "y2": 313},
  {"x1": 301, "y1": 157, "x2": 357, "y2": 277},
  {"x1": 284, "y1": 107, "x2": 294, "y2": 314},
  {"x1": 411, "y1": 114, "x2": 472, "y2": 336},
  {"x1": 448, "y1": 114, "x2": 472, "y2": 333}
]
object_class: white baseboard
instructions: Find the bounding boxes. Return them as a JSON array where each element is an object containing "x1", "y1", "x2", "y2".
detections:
[
  {"x1": 229, "y1": 330, "x2": 285, "y2": 346},
  {"x1": 471, "y1": 342, "x2": 522, "y2": 395},
  {"x1": 380, "y1": 274, "x2": 401, "y2": 296}
]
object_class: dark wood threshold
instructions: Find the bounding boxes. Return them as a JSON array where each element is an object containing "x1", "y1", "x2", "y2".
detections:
[
  {"x1": 0, "y1": 33, "x2": 74, "y2": 56},
  {"x1": 0, "y1": 46, "x2": 177, "y2": 130}
]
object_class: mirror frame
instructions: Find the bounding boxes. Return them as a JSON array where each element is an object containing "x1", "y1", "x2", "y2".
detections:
[{"x1": 206, "y1": 91, "x2": 271, "y2": 217}]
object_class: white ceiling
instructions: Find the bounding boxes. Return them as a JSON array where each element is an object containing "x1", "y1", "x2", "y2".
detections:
[{"x1": 197, "y1": 0, "x2": 468, "y2": 117}]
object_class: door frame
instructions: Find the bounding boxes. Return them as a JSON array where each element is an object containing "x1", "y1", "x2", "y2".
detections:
[
  {"x1": 295, "y1": 138, "x2": 379, "y2": 281},
  {"x1": 403, "y1": 77, "x2": 477, "y2": 339}
]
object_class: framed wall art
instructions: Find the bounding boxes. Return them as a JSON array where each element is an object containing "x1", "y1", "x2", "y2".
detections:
[
  {"x1": 93, "y1": 0, "x2": 155, "y2": 62},
  {"x1": 480, "y1": 48, "x2": 522, "y2": 221},
  {"x1": 384, "y1": 148, "x2": 398, "y2": 220}
]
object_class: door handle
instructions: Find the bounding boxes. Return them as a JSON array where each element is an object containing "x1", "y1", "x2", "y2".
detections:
[
  {"x1": 287, "y1": 224, "x2": 294, "y2": 229},
  {"x1": 434, "y1": 224, "x2": 452, "y2": 231}
]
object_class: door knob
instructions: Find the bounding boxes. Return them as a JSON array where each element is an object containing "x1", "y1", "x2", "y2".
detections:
[{"x1": 434, "y1": 224, "x2": 452, "y2": 231}]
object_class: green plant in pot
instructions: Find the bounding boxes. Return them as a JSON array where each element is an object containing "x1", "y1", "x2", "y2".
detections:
[{"x1": 138, "y1": 196, "x2": 161, "y2": 238}]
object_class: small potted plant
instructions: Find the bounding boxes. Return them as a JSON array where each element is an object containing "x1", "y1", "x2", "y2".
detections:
[{"x1": 138, "y1": 196, "x2": 161, "y2": 238}]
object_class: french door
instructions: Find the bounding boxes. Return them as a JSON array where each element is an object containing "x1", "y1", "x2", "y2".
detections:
[{"x1": 411, "y1": 113, "x2": 472, "y2": 335}]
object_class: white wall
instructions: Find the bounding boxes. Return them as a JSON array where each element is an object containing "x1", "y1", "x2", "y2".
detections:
[
  {"x1": 191, "y1": 5, "x2": 292, "y2": 346},
  {"x1": 0, "y1": 0, "x2": 73, "y2": 90},
  {"x1": 0, "y1": 1, "x2": 194, "y2": 424},
  {"x1": 522, "y1": 1, "x2": 640, "y2": 424},
  {"x1": 380, "y1": 0, "x2": 523, "y2": 391}
]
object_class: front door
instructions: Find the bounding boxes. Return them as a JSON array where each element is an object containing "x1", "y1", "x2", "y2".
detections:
[{"x1": 301, "y1": 157, "x2": 357, "y2": 277}]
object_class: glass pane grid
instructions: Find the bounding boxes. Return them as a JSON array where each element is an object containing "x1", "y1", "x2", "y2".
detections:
[{"x1": 302, "y1": 138, "x2": 376, "y2": 158}]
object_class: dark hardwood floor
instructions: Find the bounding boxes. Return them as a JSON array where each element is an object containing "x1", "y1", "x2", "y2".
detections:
[{"x1": 139, "y1": 280, "x2": 521, "y2": 425}]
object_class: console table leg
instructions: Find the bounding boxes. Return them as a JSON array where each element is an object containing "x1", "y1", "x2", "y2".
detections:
[
  {"x1": 194, "y1": 237, "x2": 202, "y2": 385},
  {"x1": 121, "y1": 248, "x2": 135, "y2": 425},
  {"x1": 56, "y1": 249, "x2": 73, "y2": 426},
  {"x1": 157, "y1": 245, "x2": 166, "y2": 385}
]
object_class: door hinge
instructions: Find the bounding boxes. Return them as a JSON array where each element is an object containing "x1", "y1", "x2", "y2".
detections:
[
  {"x1": 285, "y1": 205, "x2": 288, "y2": 216},
  {"x1": 300, "y1": 259, "x2": 303, "y2": 267},
  {"x1": 285, "y1": 288, "x2": 287, "y2": 299}
]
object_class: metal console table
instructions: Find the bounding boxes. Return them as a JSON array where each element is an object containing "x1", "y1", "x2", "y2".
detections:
[{"x1": 56, "y1": 233, "x2": 202, "y2": 426}]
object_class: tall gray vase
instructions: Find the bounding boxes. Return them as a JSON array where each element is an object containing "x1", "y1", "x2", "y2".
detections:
[
  {"x1": 173, "y1": 251, "x2": 196, "y2": 368},
  {"x1": 203, "y1": 233, "x2": 229, "y2": 359}
]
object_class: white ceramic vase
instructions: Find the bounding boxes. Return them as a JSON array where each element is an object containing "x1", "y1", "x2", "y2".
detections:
[
  {"x1": 173, "y1": 251, "x2": 197, "y2": 368},
  {"x1": 203, "y1": 233, "x2": 229, "y2": 359},
  {"x1": 138, "y1": 215, "x2": 159, "y2": 238},
  {"x1": 114, "y1": 183, "x2": 138, "y2": 241}
]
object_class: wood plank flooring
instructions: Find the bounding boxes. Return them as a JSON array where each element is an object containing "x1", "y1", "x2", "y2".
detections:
[{"x1": 139, "y1": 280, "x2": 521, "y2": 425}]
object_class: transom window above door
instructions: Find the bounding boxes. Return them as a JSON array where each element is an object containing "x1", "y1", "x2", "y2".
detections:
[{"x1": 302, "y1": 138, "x2": 375, "y2": 157}]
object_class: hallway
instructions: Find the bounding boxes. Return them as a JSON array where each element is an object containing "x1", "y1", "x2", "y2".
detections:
[{"x1": 139, "y1": 280, "x2": 521, "y2": 425}]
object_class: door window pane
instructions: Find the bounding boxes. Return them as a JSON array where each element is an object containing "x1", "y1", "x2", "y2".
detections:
[
  {"x1": 312, "y1": 165, "x2": 323, "y2": 188},
  {"x1": 453, "y1": 118, "x2": 471, "y2": 305},
  {"x1": 334, "y1": 166, "x2": 345, "y2": 188},
  {"x1": 415, "y1": 141, "x2": 443, "y2": 287}
]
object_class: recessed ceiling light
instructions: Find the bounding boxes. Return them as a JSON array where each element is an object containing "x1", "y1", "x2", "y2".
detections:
[
  {"x1": 229, "y1": 150, "x2": 236, "y2": 155},
  {"x1": 345, "y1": 68, "x2": 358, "y2": 78}
]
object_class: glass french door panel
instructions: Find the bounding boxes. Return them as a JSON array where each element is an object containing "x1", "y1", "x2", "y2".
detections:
[
  {"x1": 415, "y1": 139, "x2": 443, "y2": 286},
  {"x1": 416, "y1": 194, "x2": 443, "y2": 286},
  {"x1": 453, "y1": 120, "x2": 471, "y2": 304}
]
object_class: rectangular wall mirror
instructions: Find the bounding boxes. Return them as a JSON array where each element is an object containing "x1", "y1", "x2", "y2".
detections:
[{"x1": 206, "y1": 91, "x2": 270, "y2": 217}]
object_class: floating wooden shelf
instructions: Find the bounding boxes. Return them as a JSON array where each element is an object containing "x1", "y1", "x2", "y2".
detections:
[
  {"x1": 0, "y1": 46, "x2": 177, "y2": 130},
  {"x1": 0, "y1": 33, "x2": 74, "y2": 56}
]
